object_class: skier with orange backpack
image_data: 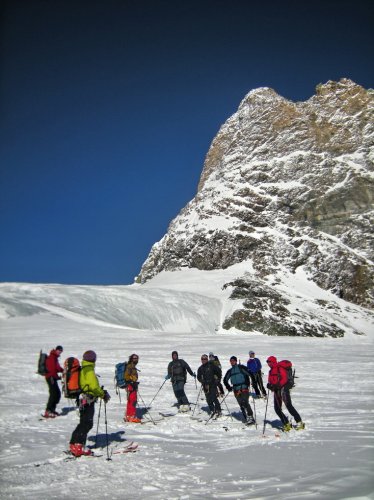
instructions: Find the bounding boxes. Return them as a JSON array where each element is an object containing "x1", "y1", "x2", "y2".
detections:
[
  {"x1": 69, "y1": 350, "x2": 110, "y2": 457},
  {"x1": 266, "y1": 356, "x2": 305, "y2": 431}
]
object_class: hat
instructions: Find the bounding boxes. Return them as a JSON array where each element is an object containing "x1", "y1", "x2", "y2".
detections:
[
  {"x1": 209, "y1": 352, "x2": 214, "y2": 356},
  {"x1": 249, "y1": 351, "x2": 255, "y2": 355},
  {"x1": 83, "y1": 350, "x2": 97, "y2": 362},
  {"x1": 266, "y1": 356, "x2": 277, "y2": 365},
  {"x1": 230, "y1": 356, "x2": 237, "y2": 362},
  {"x1": 56, "y1": 345, "x2": 63, "y2": 352}
]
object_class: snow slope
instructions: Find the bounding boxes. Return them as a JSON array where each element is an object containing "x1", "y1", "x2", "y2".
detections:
[{"x1": 0, "y1": 267, "x2": 373, "y2": 499}]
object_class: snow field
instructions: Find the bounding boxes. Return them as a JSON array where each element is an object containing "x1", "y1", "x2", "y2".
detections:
[{"x1": 0, "y1": 312, "x2": 373, "y2": 499}]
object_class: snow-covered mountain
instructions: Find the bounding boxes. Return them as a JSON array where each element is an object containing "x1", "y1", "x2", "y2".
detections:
[{"x1": 138, "y1": 79, "x2": 374, "y2": 337}]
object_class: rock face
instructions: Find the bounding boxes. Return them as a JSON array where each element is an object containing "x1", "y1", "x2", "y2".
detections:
[{"x1": 138, "y1": 79, "x2": 374, "y2": 336}]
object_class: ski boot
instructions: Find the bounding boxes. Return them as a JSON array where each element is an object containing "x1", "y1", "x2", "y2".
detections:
[
  {"x1": 69, "y1": 443, "x2": 92, "y2": 457},
  {"x1": 43, "y1": 410, "x2": 56, "y2": 418},
  {"x1": 125, "y1": 416, "x2": 142, "y2": 423},
  {"x1": 282, "y1": 422, "x2": 292, "y2": 432},
  {"x1": 295, "y1": 421, "x2": 305, "y2": 430},
  {"x1": 246, "y1": 416, "x2": 256, "y2": 426}
]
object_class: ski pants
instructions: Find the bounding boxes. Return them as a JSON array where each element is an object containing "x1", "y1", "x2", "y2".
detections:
[
  {"x1": 234, "y1": 388, "x2": 253, "y2": 418},
  {"x1": 70, "y1": 402, "x2": 95, "y2": 445},
  {"x1": 274, "y1": 388, "x2": 301, "y2": 424},
  {"x1": 253, "y1": 372, "x2": 267, "y2": 396},
  {"x1": 172, "y1": 380, "x2": 189, "y2": 406},
  {"x1": 203, "y1": 383, "x2": 221, "y2": 414},
  {"x1": 126, "y1": 385, "x2": 138, "y2": 417},
  {"x1": 46, "y1": 377, "x2": 61, "y2": 412}
]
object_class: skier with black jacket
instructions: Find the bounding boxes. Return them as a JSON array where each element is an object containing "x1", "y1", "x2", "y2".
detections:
[
  {"x1": 223, "y1": 356, "x2": 255, "y2": 425},
  {"x1": 165, "y1": 351, "x2": 196, "y2": 412},
  {"x1": 197, "y1": 354, "x2": 222, "y2": 417}
]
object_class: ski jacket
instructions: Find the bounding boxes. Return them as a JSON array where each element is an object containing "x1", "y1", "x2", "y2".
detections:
[
  {"x1": 246, "y1": 357, "x2": 262, "y2": 374},
  {"x1": 45, "y1": 350, "x2": 63, "y2": 380},
  {"x1": 197, "y1": 361, "x2": 222, "y2": 387},
  {"x1": 79, "y1": 360, "x2": 105, "y2": 399},
  {"x1": 224, "y1": 364, "x2": 250, "y2": 391},
  {"x1": 267, "y1": 356, "x2": 288, "y2": 390},
  {"x1": 168, "y1": 359, "x2": 194, "y2": 383},
  {"x1": 124, "y1": 362, "x2": 138, "y2": 385}
]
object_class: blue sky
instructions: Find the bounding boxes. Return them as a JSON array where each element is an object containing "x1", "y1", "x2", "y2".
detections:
[{"x1": 1, "y1": 0, "x2": 373, "y2": 285}]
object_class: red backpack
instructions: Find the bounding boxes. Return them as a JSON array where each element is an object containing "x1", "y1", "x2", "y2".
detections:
[{"x1": 278, "y1": 360, "x2": 295, "y2": 389}]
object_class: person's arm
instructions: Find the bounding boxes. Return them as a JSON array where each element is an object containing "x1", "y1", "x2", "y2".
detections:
[{"x1": 223, "y1": 369, "x2": 232, "y2": 390}]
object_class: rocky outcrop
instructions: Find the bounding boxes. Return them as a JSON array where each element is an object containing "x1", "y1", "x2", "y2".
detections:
[{"x1": 138, "y1": 79, "x2": 374, "y2": 336}]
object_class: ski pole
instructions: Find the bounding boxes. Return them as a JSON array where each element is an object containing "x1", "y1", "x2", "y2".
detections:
[
  {"x1": 138, "y1": 391, "x2": 156, "y2": 425},
  {"x1": 147, "y1": 379, "x2": 167, "y2": 409},
  {"x1": 251, "y1": 393, "x2": 258, "y2": 429},
  {"x1": 95, "y1": 398, "x2": 102, "y2": 448},
  {"x1": 192, "y1": 385, "x2": 203, "y2": 417},
  {"x1": 104, "y1": 400, "x2": 112, "y2": 461},
  {"x1": 221, "y1": 392, "x2": 234, "y2": 421},
  {"x1": 262, "y1": 389, "x2": 270, "y2": 436}
]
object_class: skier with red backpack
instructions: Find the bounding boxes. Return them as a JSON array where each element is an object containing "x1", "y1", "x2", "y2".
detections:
[
  {"x1": 44, "y1": 345, "x2": 64, "y2": 418},
  {"x1": 266, "y1": 356, "x2": 305, "y2": 431}
]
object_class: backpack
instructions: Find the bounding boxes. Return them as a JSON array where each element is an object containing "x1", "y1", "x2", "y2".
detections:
[
  {"x1": 230, "y1": 364, "x2": 248, "y2": 389},
  {"x1": 62, "y1": 357, "x2": 81, "y2": 398},
  {"x1": 37, "y1": 350, "x2": 48, "y2": 375},
  {"x1": 114, "y1": 362, "x2": 128, "y2": 389},
  {"x1": 278, "y1": 360, "x2": 295, "y2": 389}
]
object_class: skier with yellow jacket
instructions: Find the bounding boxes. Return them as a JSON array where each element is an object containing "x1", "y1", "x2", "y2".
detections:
[{"x1": 69, "y1": 351, "x2": 110, "y2": 457}]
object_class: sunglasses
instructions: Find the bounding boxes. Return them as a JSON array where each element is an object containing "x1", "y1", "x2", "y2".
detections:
[{"x1": 201, "y1": 357, "x2": 208, "y2": 361}]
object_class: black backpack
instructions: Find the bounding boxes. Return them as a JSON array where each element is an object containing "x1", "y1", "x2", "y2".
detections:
[{"x1": 37, "y1": 350, "x2": 48, "y2": 375}]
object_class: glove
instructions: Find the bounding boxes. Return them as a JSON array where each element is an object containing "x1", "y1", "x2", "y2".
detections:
[
  {"x1": 227, "y1": 386, "x2": 233, "y2": 392},
  {"x1": 165, "y1": 374, "x2": 171, "y2": 380},
  {"x1": 103, "y1": 390, "x2": 111, "y2": 403},
  {"x1": 193, "y1": 372, "x2": 196, "y2": 378},
  {"x1": 267, "y1": 383, "x2": 274, "y2": 390}
]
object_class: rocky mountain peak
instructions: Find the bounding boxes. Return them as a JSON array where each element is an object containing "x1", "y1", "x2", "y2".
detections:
[{"x1": 138, "y1": 79, "x2": 374, "y2": 337}]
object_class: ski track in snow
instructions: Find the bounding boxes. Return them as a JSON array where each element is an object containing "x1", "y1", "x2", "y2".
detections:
[{"x1": 0, "y1": 272, "x2": 373, "y2": 500}]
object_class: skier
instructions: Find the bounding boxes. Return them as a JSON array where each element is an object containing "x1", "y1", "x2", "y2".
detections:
[
  {"x1": 266, "y1": 356, "x2": 305, "y2": 431},
  {"x1": 197, "y1": 354, "x2": 222, "y2": 417},
  {"x1": 124, "y1": 353, "x2": 141, "y2": 423},
  {"x1": 208, "y1": 352, "x2": 225, "y2": 396},
  {"x1": 44, "y1": 345, "x2": 64, "y2": 418},
  {"x1": 247, "y1": 350, "x2": 267, "y2": 398},
  {"x1": 223, "y1": 356, "x2": 256, "y2": 425},
  {"x1": 165, "y1": 351, "x2": 196, "y2": 412},
  {"x1": 69, "y1": 350, "x2": 110, "y2": 457}
]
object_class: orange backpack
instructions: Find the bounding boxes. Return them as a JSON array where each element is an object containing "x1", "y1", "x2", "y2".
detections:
[{"x1": 62, "y1": 357, "x2": 81, "y2": 398}]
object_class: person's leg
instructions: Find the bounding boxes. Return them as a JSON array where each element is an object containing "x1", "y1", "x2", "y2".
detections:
[
  {"x1": 174, "y1": 380, "x2": 189, "y2": 406},
  {"x1": 250, "y1": 373, "x2": 261, "y2": 397},
  {"x1": 70, "y1": 403, "x2": 95, "y2": 445},
  {"x1": 256, "y1": 372, "x2": 267, "y2": 396},
  {"x1": 46, "y1": 378, "x2": 59, "y2": 413},
  {"x1": 274, "y1": 390, "x2": 288, "y2": 425},
  {"x1": 282, "y1": 388, "x2": 302, "y2": 423},
  {"x1": 126, "y1": 387, "x2": 137, "y2": 418}
]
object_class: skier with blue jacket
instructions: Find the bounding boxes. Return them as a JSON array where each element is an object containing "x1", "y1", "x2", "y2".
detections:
[
  {"x1": 223, "y1": 356, "x2": 255, "y2": 425},
  {"x1": 247, "y1": 351, "x2": 267, "y2": 398}
]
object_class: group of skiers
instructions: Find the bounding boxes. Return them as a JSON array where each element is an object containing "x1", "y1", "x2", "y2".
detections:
[{"x1": 42, "y1": 346, "x2": 304, "y2": 457}]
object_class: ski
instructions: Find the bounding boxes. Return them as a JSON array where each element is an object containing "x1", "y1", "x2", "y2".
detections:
[{"x1": 112, "y1": 442, "x2": 139, "y2": 454}]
